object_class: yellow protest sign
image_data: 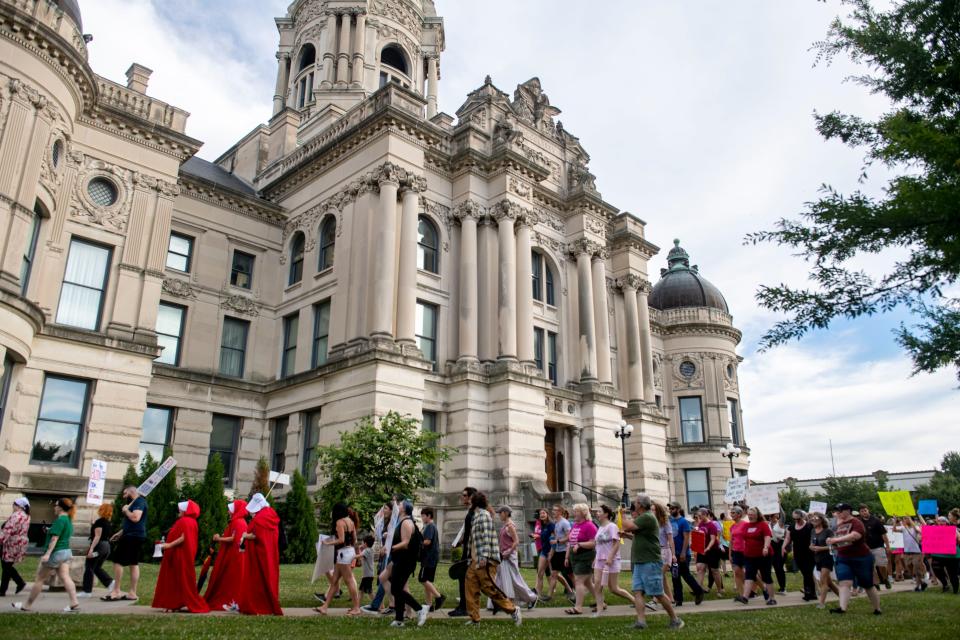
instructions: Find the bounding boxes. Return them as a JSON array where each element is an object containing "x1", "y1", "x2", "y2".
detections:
[
  {"x1": 723, "y1": 519, "x2": 734, "y2": 542},
  {"x1": 878, "y1": 491, "x2": 916, "y2": 517}
]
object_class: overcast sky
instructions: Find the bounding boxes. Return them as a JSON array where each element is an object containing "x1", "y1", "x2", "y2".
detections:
[{"x1": 79, "y1": 0, "x2": 956, "y2": 482}]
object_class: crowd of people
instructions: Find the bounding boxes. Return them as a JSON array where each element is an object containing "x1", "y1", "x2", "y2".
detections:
[{"x1": 0, "y1": 485, "x2": 957, "y2": 629}]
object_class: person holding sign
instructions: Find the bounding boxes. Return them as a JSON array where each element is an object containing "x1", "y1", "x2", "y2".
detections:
[
  {"x1": 929, "y1": 509, "x2": 959, "y2": 594},
  {"x1": 152, "y1": 500, "x2": 209, "y2": 613},
  {"x1": 733, "y1": 507, "x2": 776, "y2": 606},
  {"x1": 103, "y1": 485, "x2": 147, "y2": 602},
  {"x1": 204, "y1": 499, "x2": 248, "y2": 611},
  {"x1": 239, "y1": 493, "x2": 283, "y2": 616},
  {"x1": 826, "y1": 503, "x2": 881, "y2": 615},
  {"x1": 893, "y1": 516, "x2": 925, "y2": 591}
]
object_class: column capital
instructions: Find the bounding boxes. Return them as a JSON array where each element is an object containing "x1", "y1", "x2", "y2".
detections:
[
  {"x1": 276, "y1": 51, "x2": 291, "y2": 61},
  {"x1": 400, "y1": 175, "x2": 428, "y2": 194},
  {"x1": 453, "y1": 200, "x2": 485, "y2": 222},
  {"x1": 568, "y1": 237, "x2": 603, "y2": 259},
  {"x1": 617, "y1": 274, "x2": 642, "y2": 292},
  {"x1": 592, "y1": 246, "x2": 610, "y2": 261},
  {"x1": 637, "y1": 279, "x2": 653, "y2": 295},
  {"x1": 570, "y1": 426, "x2": 583, "y2": 439},
  {"x1": 372, "y1": 161, "x2": 403, "y2": 188},
  {"x1": 491, "y1": 199, "x2": 525, "y2": 223}
]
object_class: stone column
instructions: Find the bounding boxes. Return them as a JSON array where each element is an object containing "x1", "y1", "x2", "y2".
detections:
[
  {"x1": 493, "y1": 202, "x2": 518, "y2": 361},
  {"x1": 351, "y1": 12, "x2": 366, "y2": 87},
  {"x1": 336, "y1": 13, "x2": 352, "y2": 86},
  {"x1": 592, "y1": 250, "x2": 612, "y2": 383},
  {"x1": 637, "y1": 282, "x2": 656, "y2": 403},
  {"x1": 369, "y1": 165, "x2": 399, "y2": 339},
  {"x1": 320, "y1": 13, "x2": 337, "y2": 89},
  {"x1": 570, "y1": 427, "x2": 583, "y2": 487},
  {"x1": 346, "y1": 183, "x2": 374, "y2": 341},
  {"x1": 455, "y1": 202, "x2": 480, "y2": 362},
  {"x1": 426, "y1": 55, "x2": 439, "y2": 118},
  {"x1": 477, "y1": 217, "x2": 498, "y2": 361},
  {"x1": 618, "y1": 275, "x2": 644, "y2": 404},
  {"x1": 515, "y1": 215, "x2": 535, "y2": 365},
  {"x1": 572, "y1": 240, "x2": 598, "y2": 381},
  {"x1": 395, "y1": 176, "x2": 425, "y2": 346},
  {"x1": 273, "y1": 52, "x2": 290, "y2": 115}
]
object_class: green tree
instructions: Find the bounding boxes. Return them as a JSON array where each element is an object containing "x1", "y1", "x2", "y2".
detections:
[
  {"x1": 191, "y1": 454, "x2": 228, "y2": 562},
  {"x1": 778, "y1": 479, "x2": 812, "y2": 517},
  {"x1": 913, "y1": 451, "x2": 960, "y2": 512},
  {"x1": 111, "y1": 463, "x2": 140, "y2": 531},
  {"x1": 281, "y1": 470, "x2": 317, "y2": 564},
  {"x1": 813, "y1": 475, "x2": 884, "y2": 515},
  {"x1": 142, "y1": 448, "x2": 179, "y2": 561},
  {"x1": 315, "y1": 411, "x2": 453, "y2": 526},
  {"x1": 747, "y1": 0, "x2": 960, "y2": 380},
  {"x1": 250, "y1": 455, "x2": 271, "y2": 499}
]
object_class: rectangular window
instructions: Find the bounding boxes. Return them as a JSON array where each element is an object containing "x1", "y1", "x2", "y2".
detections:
[
  {"x1": 545, "y1": 264, "x2": 555, "y2": 306},
  {"x1": 728, "y1": 398, "x2": 741, "y2": 446},
  {"x1": 140, "y1": 405, "x2": 173, "y2": 466},
  {"x1": 56, "y1": 238, "x2": 111, "y2": 330},
  {"x1": 219, "y1": 317, "x2": 249, "y2": 378},
  {"x1": 416, "y1": 301, "x2": 438, "y2": 371},
  {"x1": 166, "y1": 232, "x2": 193, "y2": 273},
  {"x1": 679, "y1": 396, "x2": 705, "y2": 444},
  {"x1": 0, "y1": 356, "x2": 14, "y2": 435},
  {"x1": 547, "y1": 331, "x2": 558, "y2": 386},
  {"x1": 271, "y1": 416, "x2": 288, "y2": 473},
  {"x1": 531, "y1": 251, "x2": 543, "y2": 302},
  {"x1": 685, "y1": 468, "x2": 710, "y2": 510},
  {"x1": 31, "y1": 375, "x2": 91, "y2": 467},
  {"x1": 281, "y1": 313, "x2": 298, "y2": 378},
  {"x1": 534, "y1": 327, "x2": 545, "y2": 372},
  {"x1": 20, "y1": 205, "x2": 41, "y2": 295},
  {"x1": 156, "y1": 303, "x2": 185, "y2": 366},
  {"x1": 422, "y1": 411, "x2": 437, "y2": 488},
  {"x1": 210, "y1": 414, "x2": 240, "y2": 487},
  {"x1": 230, "y1": 250, "x2": 255, "y2": 289},
  {"x1": 312, "y1": 300, "x2": 330, "y2": 368},
  {"x1": 303, "y1": 410, "x2": 321, "y2": 484}
]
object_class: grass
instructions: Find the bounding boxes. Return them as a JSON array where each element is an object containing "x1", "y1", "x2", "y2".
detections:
[
  {"x1": 12, "y1": 557, "x2": 811, "y2": 608},
  {"x1": 0, "y1": 593, "x2": 957, "y2": 639}
]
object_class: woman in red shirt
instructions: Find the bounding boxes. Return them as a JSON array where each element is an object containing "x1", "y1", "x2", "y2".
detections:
[{"x1": 733, "y1": 507, "x2": 776, "y2": 606}]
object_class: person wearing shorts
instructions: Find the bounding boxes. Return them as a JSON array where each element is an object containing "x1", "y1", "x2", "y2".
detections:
[
  {"x1": 105, "y1": 486, "x2": 147, "y2": 602},
  {"x1": 728, "y1": 507, "x2": 748, "y2": 596},
  {"x1": 563, "y1": 504, "x2": 596, "y2": 615},
  {"x1": 734, "y1": 507, "x2": 776, "y2": 606},
  {"x1": 827, "y1": 503, "x2": 881, "y2": 615},
  {"x1": 359, "y1": 535, "x2": 376, "y2": 596},
  {"x1": 12, "y1": 498, "x2": 80, "y2": 613},
  {"x1": 418, "y1": 507, "x2": 444, "y2": 611},
  {"x1": 859, "y1": 504, "x2": 891, "y2": 589},
  {"x1": 622, "y1": 494, "x2": 683, "y2": 631},
  {"x1": 314, "y1": 503, "x2": 361, "y2": 615},
  {"x1": 808, "y1": 513, "x2": 839, "y2": 608}
]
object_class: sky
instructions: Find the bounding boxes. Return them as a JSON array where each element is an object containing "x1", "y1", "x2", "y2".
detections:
[{"x1": 78, "y1": 0, "x2": 957, "y2": 482}]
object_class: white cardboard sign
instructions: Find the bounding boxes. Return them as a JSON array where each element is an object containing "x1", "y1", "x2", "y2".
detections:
[
  {"x1": 724, "y1": 475, "x2": 749, "y2": 503},
  {"x1": 137, "y1": 456, "x2": 177, "y2": 497},
  {"x1": 746, "y1": 485, "x2": 781, "y2": 515},
  {"x1": 86, "y1": 459, "x2": 107, "y2": 506}
]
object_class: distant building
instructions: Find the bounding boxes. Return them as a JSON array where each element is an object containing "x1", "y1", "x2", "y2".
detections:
[{"x1": 752, "y1": 470, "x2": 936, "y2": 495}]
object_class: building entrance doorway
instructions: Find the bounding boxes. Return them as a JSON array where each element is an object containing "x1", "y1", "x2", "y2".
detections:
[{"x1": 544, "y1": 425, "x2": 566, "y2": 492}]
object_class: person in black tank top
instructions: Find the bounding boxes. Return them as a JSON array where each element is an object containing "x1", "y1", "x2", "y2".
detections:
[
  {"x1": 388, "y1": 500, "x2": 429, "y2": 627},
  {"x1": 314, "y1": 503, "x2": 362, "y2": 616}
]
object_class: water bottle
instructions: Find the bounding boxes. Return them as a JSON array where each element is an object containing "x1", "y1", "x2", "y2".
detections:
[{"x1": 671, "y1": 561, "x2": 680, "y2": 578}]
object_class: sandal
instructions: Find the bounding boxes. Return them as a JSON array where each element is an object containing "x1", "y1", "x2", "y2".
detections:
[
  {"x1": 100, "y1": 595, "x2": 122, "y2": 602},
  {"x1": 313, "y1": 607, "x2": 327, "y2": 615},
  {"x1": 564, "y1": 608, "x2": 583, "y2": 615},
  {"x1": 119, "y1": 595, "x2": 138, "y2": 602}
]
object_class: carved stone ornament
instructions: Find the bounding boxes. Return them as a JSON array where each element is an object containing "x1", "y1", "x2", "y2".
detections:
[
  {"x1": 70, "y1": 154, "x2": 134, "y2": 234},
  {"x1": 586, "y1": 216, "x2": 607, "y2": 237},
  {"x1": 162, "y1": 277, "x2": 197, "y2": 299},
  {"x1": 509, "y1": 176, "x2": 531, "y2": 198},
  {"x1": 723, "y1": 357, "x2": 738, "y2": 392},
  {"x1": 568, "y1": 237, "x2": 603, "y2": 259},
  {"x1": 511, "y1": 77, "x2": 561, "y2": 135},
  {"x1": 671, "y1": 352, "x2": 705, "y2": 390},
  {"x1": 653, "y1": 352, "x2": 664, "y2": 390},
  {"x1": 491, "y1": 199, "x2": 528, "y2": 222},
  {"x1": 220, "y1": 293, "x2": 260, "y2": 317},
  {"x1": 453, "y1": 200, "x2": 485, "y2": 221},
  {"x1": 617, "y1": 274, "x2": 642, "y2": 292},
  {"x1": 493, "y1": 113, "x2": 523, "y2": 147},
  {"x1": 370, "y1": 0, "x2": 422, "y2": 34}
]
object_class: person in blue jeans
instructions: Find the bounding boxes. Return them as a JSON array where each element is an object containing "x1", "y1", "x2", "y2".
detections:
[
  {"x1": 362, "y1": 502, "x2": 394, "y2": 614},
  {"x1": 668, "y1": 503, "x2": 705, "y2": 606}
]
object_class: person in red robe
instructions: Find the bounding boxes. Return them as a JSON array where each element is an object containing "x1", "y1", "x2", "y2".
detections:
[
  {"x1": 151, "y1": 500, "x2": 210, "y2": 613},
  {"x1": 204, "y1": 499, "x2": 248, "y2": 611},
  {"x1": 238, "y1": 493, "x2": 283, "y2": 616}
]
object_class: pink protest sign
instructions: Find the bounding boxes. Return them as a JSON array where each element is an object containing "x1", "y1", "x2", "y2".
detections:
[{"x1": 921, "y1": 525, "x2": 958, "y2": 555}]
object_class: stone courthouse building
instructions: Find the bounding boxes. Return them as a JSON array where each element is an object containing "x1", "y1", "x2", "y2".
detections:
[{"x1": 0, "y1": 0, "x2": 749, "y2": 531}]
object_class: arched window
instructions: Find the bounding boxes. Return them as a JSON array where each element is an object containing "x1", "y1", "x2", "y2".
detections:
[
  {"x1": 532, "y1": 251, "x2": 556, "y2": 306},
  {"x1": 318, "y1": 216, "x2": 336, "y2": 271},
  {"x1": 381, "y1": 45, "x2": 408, "y2": 75},
  {"x1": 295, "y1": 44, "x2": 317, "y2": 108},
  {"x1": 298, "y1": 44, "x2": 316, "y2": 72},
  {"x1": 289, "y1": 232, "x2": 305, "y2": 285},
  {"x1": 417, "y1": 216, "x2": 439, "y2": 273}
]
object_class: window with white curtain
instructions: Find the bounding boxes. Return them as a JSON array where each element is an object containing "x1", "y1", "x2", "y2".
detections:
[
  {"x1": 56, "y1": 238, "x2": 111, "y2": 330},
  {"x1": 679, "y1": 396, "x2": 705, "y2": 444},
  {"x1": 219, "y1": 317, "x2": 249, "y2": 378},
  {"x1": 281, "y1": 313, "x2": 298, "y2": 378}
]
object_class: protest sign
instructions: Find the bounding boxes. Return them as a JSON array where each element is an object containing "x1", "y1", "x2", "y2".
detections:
[
  {"x1": 878, "y1": 491, "x2": 916, "y2": 517},
  {"x1": 808, "y1": 501, "x2": 828, "y2": 515},
  {"x1": 691, "y1": 529, "x2": 706, "y2": 554},
  {"x1": 746, "y1": 485, "x2": 781, "y2": 515},
  {"x1": 722, "y1": 519, "x2": 734, "y2": 542},
  {"x1": 268, "y1": 471, "x2": 291, "y2": 486},
  {"x1": 138, "y1": 456, "x2": 177, "y2": 497},
  {"x1": 724, "y1": 475, "x2": 749, "y2": 503},
  {"x1": 917, "y1": 500, "x2": 938, "y2": 516},
  {"x1": 885, "y1": 526, "x2": 904, "y2": 550},
  {"x1": 921, "y1": 525, "x2": 958, "y2": 555},
  {"x1": 311, "y1": 534, "x2": 335, "y2": 583},
  {"x1": 86, "y1": 459, "x2": 107, "y2": 506}
]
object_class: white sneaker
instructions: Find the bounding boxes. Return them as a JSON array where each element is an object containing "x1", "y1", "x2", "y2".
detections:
[
  {"x1": 417, "y1": 604, "x2": 430, "y2": 627},
  {"x1": 77, "y1": 592, "x2": 93, "y2": 598},
  {"x1": 62, "y1": 605, "x2": 80, "y2": 613},
  {"x1": 512, "y1": 607, "x2": 522, "y2": 626},
  {"x1": 107, "y1": 581, "x2": 116, "y2": 593},
  {"x1": 389, "y1": 620, "x2": 404, "y2": 627}
]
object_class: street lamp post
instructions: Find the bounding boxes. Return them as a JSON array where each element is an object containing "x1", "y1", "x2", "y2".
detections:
[
  {"x1": 615, "y1": 420, "x2": 634, "y2": 507},
  {"x1": 720, "y1": 441, "x2": 742, "y2": 478}
]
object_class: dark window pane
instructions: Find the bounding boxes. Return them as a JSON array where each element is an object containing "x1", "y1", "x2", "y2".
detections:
[
  {"x1": 546, "y1": 265, "x2": 555, "y2": 306},
  {"x1": 416, "y1": 302, "x2": 438, "y2": 370},
  {"x1": 319, "y1": 218, "x2": 336, "y2": 271},
  {"x1": 679, "y1": 397, "x2": 704, "y2": 444},
  {"x1": 289, "y1": 233, "x2": 304, "y2": 285},
  {"x1": 312, "y1": 301, "x2": 331, "y2": 367},
  {"x1": 219, "y1": 317, "x2": 248, "y2": 377},
  {"x1": 230, "y1": 251, "x2": 254, "y2": 289},
  {"x1": 685, "y1": 469, "x2": 710, "y2": 509},
  {"x1": 417, "y1": 217, "x2": 439, "y2": 273},
  {"x1": 534, "y1": 327, "x2": 544, "y2": 372},
  {"x1": 272, "y1": 417, "x2": 288, "y2": 472},
  {"x1": 32, "y1": 420, "x2": 80, "y2": 464},
  {"x1": 303, "y1": 411, "x2": 321, "y2": 484},
  {"x1": 156, "y1": 303, "x2": 184, "y2": 365},
  {"x1": 282, "y1": 314, "x2": 298, "y2": 378},
  {"x1": 532, "y1": 252, "x2": 542, "y2": 301},
  {"x1": 210, "y1": 414, "x2": 239, "y2": 486}
]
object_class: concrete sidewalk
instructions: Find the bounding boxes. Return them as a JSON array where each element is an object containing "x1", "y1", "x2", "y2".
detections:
[{"x1": 0, "y1": 581, "x2": 914, "y2": 617}]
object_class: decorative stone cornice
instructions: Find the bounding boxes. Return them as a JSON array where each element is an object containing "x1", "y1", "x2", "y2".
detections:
[
  {"x1": 179, "y1": 175, "x2": 285, "y2": 228},
  {"x1": 220, "y1": 293, "x2": 260, "y2": 317},
  {"x1": 161, "y1": 277, "x2": 197, "y2": 299}
]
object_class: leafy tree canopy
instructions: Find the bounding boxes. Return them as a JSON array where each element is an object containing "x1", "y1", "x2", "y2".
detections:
[
  {"x1": 315, "y1": 411, "x2": 453, "y2": 527},
  {"x1": 913, "y1": 451, "x2": 960, "y2": 511},
  {"x1": 748, "y1": 0, "x2": 960, "y2": 380}
]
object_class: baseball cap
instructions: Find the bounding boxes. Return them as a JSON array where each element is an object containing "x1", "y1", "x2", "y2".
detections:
[
  {"x1": 14, "y1": 497, "x2": 29, "y2": 509},
  {"x1": 834, "y1": 503, "x2": 854, "y2": 512},
  {"x1": 667, "y1": 501, "x2": 681, "y2": 508}
]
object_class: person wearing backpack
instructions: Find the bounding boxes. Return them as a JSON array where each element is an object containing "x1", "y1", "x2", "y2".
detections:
[{"x1": 387, "y1": 500, "x2": 429, "y2": 627}]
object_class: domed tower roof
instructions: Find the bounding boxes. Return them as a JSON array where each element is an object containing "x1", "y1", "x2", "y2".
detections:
[
  {"x1": 649, "y1": 240, "x2": 729, "y2": 313},
  {"x1": 56, "y1": 0, "x2": 82, "y2": 29}
]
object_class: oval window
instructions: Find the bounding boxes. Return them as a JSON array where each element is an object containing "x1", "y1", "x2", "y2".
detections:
[
  {"x1": 87, "y1": 177, "x2": 118, "y2": 207},
  {"x1": 52, "y1": 139, "x2": 63, "y2": 168},
  {"x1": 679, "y1": 360, "x2": 696, "y2": 378}
]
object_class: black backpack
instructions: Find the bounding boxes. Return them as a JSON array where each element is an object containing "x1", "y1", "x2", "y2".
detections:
[{"x1": 406, "y1": 517, "x2": 423, "y2": 559}]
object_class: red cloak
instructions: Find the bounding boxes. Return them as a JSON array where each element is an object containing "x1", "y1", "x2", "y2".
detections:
[
  {"x1": 204, "y1": 499, "x2": 248, "y2": 610},
  {"x1": 151, "y1": 500, "x2": 210, "y2": 613},
  {"x1": 238, "y1": 506, "x2": 283, "y2": 616}
]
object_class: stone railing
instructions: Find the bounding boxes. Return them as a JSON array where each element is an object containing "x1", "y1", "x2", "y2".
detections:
[
  {"x1": 95, "y1": 76, "x2": 190, "y2": 133},
  {"x1": 652, "y1": 307, "x2": 733, "y2": 327},
  {"x1": 4, "y1": 0, "x2": 89, "y2": 58}
]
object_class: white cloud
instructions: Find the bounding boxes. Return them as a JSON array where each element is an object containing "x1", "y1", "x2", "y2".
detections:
[{"x1": 75, "y1": 0, "x2": 957, "y2": 480}]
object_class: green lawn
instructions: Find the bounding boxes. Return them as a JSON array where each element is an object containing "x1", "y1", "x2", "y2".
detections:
[
  {"x1": 0, "y1": 593, "x2": 957, "y2": 639},
  {"x1": 13, "y1": 557, "x2": 811, "y2": 609}
]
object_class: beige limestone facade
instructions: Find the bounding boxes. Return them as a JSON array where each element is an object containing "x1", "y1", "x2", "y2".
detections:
[{"x1": 0, "y1": 0, "x2": 748, "y2": 538}]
